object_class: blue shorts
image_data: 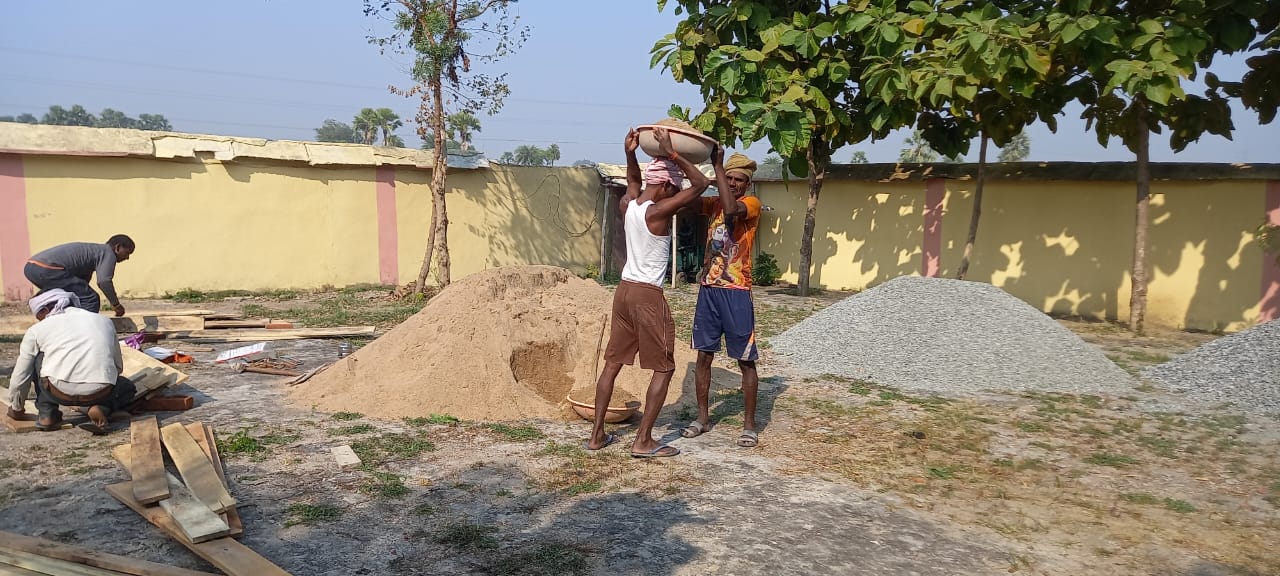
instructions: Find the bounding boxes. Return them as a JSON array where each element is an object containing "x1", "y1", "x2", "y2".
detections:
[{"x1": 691, "y1": 285, "x2": 758, "y2": 362}]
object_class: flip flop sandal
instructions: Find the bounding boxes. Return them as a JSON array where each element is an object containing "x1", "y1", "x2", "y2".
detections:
[
  {"x1": 631, "y1": 445, "x2": 681, "y2": 458},
  {"x1": 584, "y1": 433, "x2": 619, "y2": 451},
  {"x1": 680, "y1": 421, "x2": 708, "y2": 438},
  {"x1": 737, "y1": 430, "x2": 759, "y2": 448},
  {"x1": 77, "y1": 421, "x2": 108, "y2": 436}
]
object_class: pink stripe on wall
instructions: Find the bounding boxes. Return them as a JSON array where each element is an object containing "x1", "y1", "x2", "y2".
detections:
[
  {"x1": 922, "y1": 178, "x2": 945, "y2": 277},
  {"x1": 375, "y1": 166, "x2": 399, "y2": 286},
  {"x1": 0, "y1": 154, "x2": 32, "y2": 302},
  {"x1": 1259, "y1": 180, "x2": 1280, "y2": 323}
]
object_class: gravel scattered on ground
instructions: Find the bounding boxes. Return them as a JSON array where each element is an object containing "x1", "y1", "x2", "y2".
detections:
[
  {"x1": 1141, "y1": 319, "x2": 1280, "y2": 417},
  {"x1": 769, "y1": 276, "x2": 1135, "y2": 396}
]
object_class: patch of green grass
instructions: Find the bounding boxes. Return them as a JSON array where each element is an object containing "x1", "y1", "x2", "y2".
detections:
[
  {"x1": 1137, "y1": 435, "x2": 1179, "y2": 458},
  {"x1": 484, "y1": 423, "x2": 544, "y2": 442},
  {"x1": 563, "y1": 480, "x2": 602, "y2": 496},
  {"x1": 271, "y1": 292, "x2": 426, "y2": 329},
  {"x1": 927, "y1": 466, "x2": 956, "y2": 480},
  {"x1": 331, "y1": 412, "x2": 364, "y2": 421},
  {"x1": 847, "y1": 380, "x2": 874, "y2": 395},
  {"x1": 1125, "y1": 349, "x2": 1171, "y2": 364},
  {"x1": 1197, "y1": 414, "x2": 1247, "y2": 435},
  {"x1": 1079, "y1": 425, "x2": 1110, "y2": 438},
  {"x1": 1163, "y1": 498, "x2": 1196, "y2": 513},
  {"x1": 868, "y1": 399, "x2": 892, "y2": 407},
  {"x1": 350, "y1": 433, "x2": 435, "y2": 465},
  {"x1": 284, "y1": 503, "x2": 343, "y2": 526},
  {"x1": 56, "y1": 450, "x2": 86, "y2": 466},
  {"x1": 329, "y1": 424, "x2": 376, "y2": 436},
  {"x1": 412, "y1": 502, "x2": 436, "y2": 516},
  {"x1": 434, "y1": 522, "x2": 499, "y2": 550},
  {"x1": 1016, "y1": 421, "x2": 1047, "y2": 433},
  {"x1": 403, "y1": 414, "x2": 460, "y2": 427},
  {"x1": 359, "y1": 471, "x2": 409, "y2": 499},
  {"x1": 240, "y1": 303, "x2": 271, "y2": 318},
  {"x1": 1084, "y1": 452, "x2": 1138, "y2": 467},
  {"x1": 1079, "y1": 395, "x2": 1104, "y2": 409},
  {"x1": 879, "y1": 390, "x2": 907, "y2": 402},
  {"x1": 489, "y1": 542, "x2": 591, "y2": 576},
  {"x1": 218, "y1": 429, "x2": 265, "y2": 456},
  {"x1": 1121, "y1": 492, "x2": 1160, "y2": 505},
  {"x1": 537, "y1": 441, "x2": 587, "y2": 459},
  {"x1": 1028, "y1": 440, "x2": 1057, "y2": 451}
]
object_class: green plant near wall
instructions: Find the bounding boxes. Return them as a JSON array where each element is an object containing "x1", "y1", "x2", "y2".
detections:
[
  {"x1": 1256, "y1": 221, "x2": 1280, "y2": 264},
  {"x1": 754, "y1": 252, "x2": 782, "y2": 287}
]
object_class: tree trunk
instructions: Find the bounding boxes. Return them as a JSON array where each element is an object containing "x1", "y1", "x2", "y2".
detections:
[
  {"x1": 1129, "y1": 105, "x2": 1151, "y2": 333},
  {"x1": 956, "y1": 132, "x2": 988, "y2": 280},
  {"x1": 429, "y1": 77, "x2": 451, "y2": 287},
  {"x1": 797, "y1": 146, "x2": 825, "y2": 297}
]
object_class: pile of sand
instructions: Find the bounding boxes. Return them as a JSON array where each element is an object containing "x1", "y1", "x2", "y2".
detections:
[{"x1": 291, "y1": 266, "x2": 696, "y2": 421}]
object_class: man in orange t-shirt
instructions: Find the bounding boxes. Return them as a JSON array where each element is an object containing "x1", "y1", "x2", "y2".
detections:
[{"x1": 683, "y1": 153, "x2": 764, "y2": 448}]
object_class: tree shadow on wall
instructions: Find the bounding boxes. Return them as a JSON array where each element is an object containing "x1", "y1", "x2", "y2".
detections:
[{"x1": 458, "y1": 165, "x2": 602, "y2": 274}]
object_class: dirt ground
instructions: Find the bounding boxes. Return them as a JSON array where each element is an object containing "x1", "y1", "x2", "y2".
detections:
[{"x1": 0, "y1": 284, "x2": 1276, "y2": 576}]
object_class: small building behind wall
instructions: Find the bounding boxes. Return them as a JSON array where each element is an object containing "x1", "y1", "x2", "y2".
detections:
[{"x1": 753, "y1": 161, "x2": 1280, "y2": 332}]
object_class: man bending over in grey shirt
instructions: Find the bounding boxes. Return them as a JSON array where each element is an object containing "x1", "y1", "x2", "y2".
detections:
[{"x1": 24, "y1": 234, "x2": 135, "y2": 316}]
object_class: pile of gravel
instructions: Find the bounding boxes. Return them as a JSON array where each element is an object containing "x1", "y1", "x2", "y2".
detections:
[
  {"x1": 769, "y1": 276, "x2": 1134, "y2": 396},
  {"x1": 1141, "y1": 319, "x2": 1280, "y2": 415}
]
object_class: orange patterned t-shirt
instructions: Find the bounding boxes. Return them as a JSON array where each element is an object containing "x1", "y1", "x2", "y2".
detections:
[{"x1": 699, "y1": 195, "x2": 762, "y2": 290}]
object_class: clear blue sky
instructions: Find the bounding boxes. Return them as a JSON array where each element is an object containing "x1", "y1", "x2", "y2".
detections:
[{"x1": 0, "y1": 1, "x2": 1271, "y2": 165}]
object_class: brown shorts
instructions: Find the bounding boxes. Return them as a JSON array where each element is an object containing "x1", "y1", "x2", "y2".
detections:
[{"x1": 603, "y1": 280, "x2": 675, "y2": 372}]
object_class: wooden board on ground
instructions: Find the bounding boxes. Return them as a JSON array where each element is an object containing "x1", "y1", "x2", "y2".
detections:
[
  {"x1": 0, "y1": 530, "x2": 218, "y2": 576},
  {"x1": 129, "y1": 415, "x2": 169, "y2": 505},
  {"x1": 0, "y1": 310, "x2": 216, "y2": 336},
  {"x1": 105, "y1": 483, "x2": 292, "y2": 576},
  {"x1": 113, "y1": 315, "x2": 206, "y2": 334},
  {"x1": 0, "y1": 547, "x2": 122, "y2": 576},
  {"x1": 188, "y1": 422, "x2": 243, "y2": 537},
  {"x1": 203, "y1": 319, "x2": 268, "y2": 329},
  {"x1": 122, "y1": 345, "x2": 189, "y2": 400},
  {"x1": 158, "y1": 472, "x2": 230, "y2": 543},
  {"x1": 159, "y1": 423, "x2": 236, "y2": 514},
  {"x1": 111, "y1": 440, "x2": 240, "y2": 538},
  {"x1": 164, "y1": 326, "x2": 375, "y2": 342},
  {"x1": 2, "y1": 413, "x2": 76, "y2": 433},
  {"x1": 331, "y1": 445, "x2": 362, "y2": 469}
]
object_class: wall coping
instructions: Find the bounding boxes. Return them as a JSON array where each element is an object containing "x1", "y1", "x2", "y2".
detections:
[
  {"x1": 755, "y1": 161, "x2": 1280, "y2": 183},
  {"x1": 0, "y1": 123, "x2": 488, "y2": 170}
]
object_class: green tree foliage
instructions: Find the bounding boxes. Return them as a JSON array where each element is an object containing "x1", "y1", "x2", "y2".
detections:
[
  {"x1": 997, "y1": 132, "x2": 1031, "y2": 162},
  {"x1": 96, "y1": 108, "x2": 138, "y2": 129},
  {"x1": 352, "y1": 107, "x2": 403, "y2": 146},
  {"x1": 848, "y1": 150, "x2": 868, "y2": 164},
  {"x1": 497, "y1": 144, "x2": 561, "y2": 166},
  {"x1": 315, "y1": 119, "x2": 358, "y2": 143},
  {"x1": 898, "y1": 130, "x2": 939, "y2": 163},
  {"x1": 42, "y1": 105, "x2": 97, "y2": 127},
  {"x1": 365, "y1": 0, "x2": 526, "y2": 293},
  {"x1": 445, "y1": 111, "x2": 481, "y2": 151},
  {"x1": 653, "y1": 0, "x2": 903, "y2": 295},
  {"x1": 136, "y1": 114, "x2": 173, "y2": 131}
]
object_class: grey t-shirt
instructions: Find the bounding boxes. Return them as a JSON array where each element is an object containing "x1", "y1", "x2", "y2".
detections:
[{"x1": 29, "y1": 242, "x2": 120, "y2": 304}]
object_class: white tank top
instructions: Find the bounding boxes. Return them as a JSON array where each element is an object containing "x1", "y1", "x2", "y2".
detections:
[{"x1": 620, "y1": 200, "x2": 671, "y2": 287}]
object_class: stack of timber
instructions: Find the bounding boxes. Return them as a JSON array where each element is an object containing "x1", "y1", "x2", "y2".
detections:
[
  {"x1": 0, "y1": 308, "x2": 373, "y2": 342},
  {"x1": 0, "y1": 530, "x2": 220, "y2": 576},
  {"x1": 107, "y1": 416, "x2": 291, "y2": 576},
  {"x1": 2, "y1": 345, "x2": 189, "y2": 433}
]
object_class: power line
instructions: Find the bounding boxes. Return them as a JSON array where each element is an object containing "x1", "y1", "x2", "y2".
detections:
[{"x1": 0, "y1": 46, "x2": 667, "y2": 111}]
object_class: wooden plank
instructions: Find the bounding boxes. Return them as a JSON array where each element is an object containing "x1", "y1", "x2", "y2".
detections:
[
  {"x1": 0, "y1": 548, "x2": 122, "y2": 576},
  {"x1": 121, "y1": 345, "x2": 189, "y2": 401},
  {"x1": 130, "y1": 415, "x2": 169, "y2": 505},
  {"x1": 0, "y1": 310, "x2": 215, "y2": 336},
  {"x1": 111, "y1": 442, "x2": 239, "y2": 539},
  {"x1": 159, "y1": 424, "x2": 236, "y2": 514},
  {"x1": 2, "y1": 414, "x2": 74, "y2": 434},
  {"x1": 0, "y1": 531, "x2": 219, "y2": 576},
  {"x1": 158, "y1": 473, "x2": 230, "y2": 544},
  {"x1": 330, "y1": 445, "x2": 362, "y2": 469},
  {"x1": 203, "y1": 320, "x2": 268, "y2": 329},
  {"x1": 0, "y1": 562, "x2": 47, "y2": 575},
  {"x1": 113, "y1": 315, "x2": 206, "y2": 334},
  {"x1": 163, "y1": 326, "x2": 375, "y2": 342},
  {"x1": 105, "y1": 483, "x2": 293, "y2": 576},
  {"x1": 188, "y1": 423, "x2": 242, "y2": 538}
]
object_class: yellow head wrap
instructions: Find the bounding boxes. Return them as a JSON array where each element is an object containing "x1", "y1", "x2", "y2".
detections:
[{"x1": 724, "y1": 153, "x2": 756, "y2": 179}]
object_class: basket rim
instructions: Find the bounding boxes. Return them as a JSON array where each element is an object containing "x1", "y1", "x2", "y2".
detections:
[
  {"x1": 634, "y1": 124, "x2": 717, "y2": 145},
  {"x1": 565, "y1": 396, "x2": 640, "y2": 412}
]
